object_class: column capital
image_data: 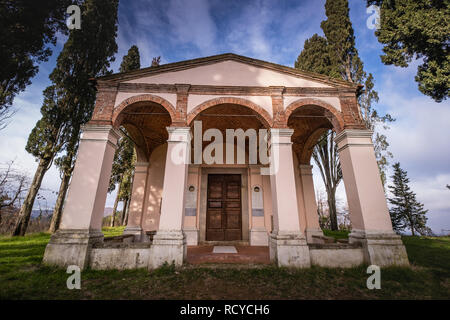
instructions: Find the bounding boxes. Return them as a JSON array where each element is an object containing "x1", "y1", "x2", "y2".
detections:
[
  {"x1": 166, "y1": 126, "x2": 191, "y2": 142},
  {"x1": 334, "y1": 129, "x2": 373, "y2": 152},
  {"x1": 80, "y1": 124, "x2": 121, "y2": 148},
  {"x1": 269, "y1": 128, "x2": 294, "y2": 145},
  {"x1": 270, "y1": 128, "x2": 294, "y2": 137}
]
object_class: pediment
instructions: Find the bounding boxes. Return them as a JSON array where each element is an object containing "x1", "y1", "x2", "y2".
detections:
[{"x1": 96, "y1": 53, "x2": 357, "y2": 89}]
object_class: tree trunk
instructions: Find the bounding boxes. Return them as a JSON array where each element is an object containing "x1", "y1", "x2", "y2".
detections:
[
  {"x1": 110, "y1": 189, "x2": 120, "y2": 227},
  {"x1": 121, "y1": 196, "x2": 129, "y2": 226},
  {"x1": 410, "y1": 218, "x2": 416, "y2": 236},
  {"x1": 12, "y1": 158, "x2": 50, "y2": 236},
  {"x1": 327, "y1": 188, "x2": 338, "y2": 231},
  {"x1": 49, "y1": 171, "x2": 71, "y2": 233},
  {"x1": 124, "y1": 196, "x2": 130, "y2": 226}
]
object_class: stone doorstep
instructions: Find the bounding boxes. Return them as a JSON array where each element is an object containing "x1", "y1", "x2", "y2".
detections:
[
  {"x1": 212, "y1": 246, "x2": 238, "y2": 254},
  {"x1": 186, "y1": 245, "x2": 271, "y2": 264}
]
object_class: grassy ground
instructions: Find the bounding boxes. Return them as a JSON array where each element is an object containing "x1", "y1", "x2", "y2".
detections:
[{"x1": 0, "y1": 228, "x2": 448, "y2": 299}]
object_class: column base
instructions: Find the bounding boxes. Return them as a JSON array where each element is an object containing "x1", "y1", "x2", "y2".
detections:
[
  {"x1": 149, "y1": 230, "x2": 186, "y2": 269},
  {"x1": 183, "y1": 227, "x2": 199, "y2": 246},
  {"x1": 43, "y1": 229, "x2": 104, "y2": 269},
  {"x1": 305, "y1": 228, "x2": 324, "y2": 243},
  {"x1": 269, "y1": 231, "x2": 311, "y2": 267},
  {"x1": 250, "y1": 227, "x2": 269, "y2": 246},
  {"x1": 349, "y1": 230, "x2": 409, "y2": 267}
]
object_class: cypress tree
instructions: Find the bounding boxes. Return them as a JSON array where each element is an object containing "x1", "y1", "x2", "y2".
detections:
[
  {"x1": 388, "y1": 163, "x2": 430, "y2": 236},
  {"x1": 14, "y1": 0, "x2": 119, "y2": 236},
  {"x1": 294, "y1": 34, "x2": 338, "y2": 78}
]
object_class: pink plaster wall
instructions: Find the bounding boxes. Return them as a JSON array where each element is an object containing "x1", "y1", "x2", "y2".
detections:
[{"x1": 141, "y1": 144, "x2": 167, "y2": 232}]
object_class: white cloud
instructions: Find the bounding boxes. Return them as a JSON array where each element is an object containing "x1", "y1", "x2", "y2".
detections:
[{"x1": 166, "y1": 0, "x2": 218, "y2": 56}]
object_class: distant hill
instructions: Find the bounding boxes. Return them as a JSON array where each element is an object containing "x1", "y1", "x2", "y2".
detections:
[
  {"x1": 27, "y1": 208, "x2": 114, "y2": 219},
  {"x1": 104, "y1": 207, "x2": 114, "y2": 217},
  {"x1": 31, "y1": 210, "x2": 53, "y2": 219}
]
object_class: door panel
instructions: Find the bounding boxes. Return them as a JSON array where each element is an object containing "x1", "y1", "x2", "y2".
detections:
[{"x1": 206, "y1": 174, "x2": 242, "y2": 241}]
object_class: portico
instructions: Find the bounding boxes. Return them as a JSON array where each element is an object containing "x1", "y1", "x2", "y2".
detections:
[{"x1": 43, "y1": 53, "x2": 409, "y2": 269}]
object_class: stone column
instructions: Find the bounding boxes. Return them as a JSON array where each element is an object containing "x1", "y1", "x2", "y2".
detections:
[
  {"x1": 123, "y1": 162, "x2": 149, "y2": 240},
  {"x1": 149, "y1": 127, "x2": 191, "y2": 268},
  {"x1": 335, "y1": 129, "x2": 409, "y2": 266},
  {"x1": 299, "y1": 165, "x2": 323, "y2": 242},
  {"x1": 268, "y1": 128, "x2": 310, "y2": 267},
  {"x1": 43, "y1": 125, "x2": 120, "y2": 269}
]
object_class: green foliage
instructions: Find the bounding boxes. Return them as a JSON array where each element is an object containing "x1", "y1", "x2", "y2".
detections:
[
  {"x1": 321, "y1": 0, "x2": 362, "y2": 82},
  {"x1": 388, "y1": 162, "x2": 430, "y2": 236},
  {"x1": 120, "y1": 45, "x2": 141, "y2": 73},
  {"x1": 25, "y1": 86, "x2": 66, "y2": 161},
  {"x1": 323, "y1": 229, "x2": 350, "y2": 239},
  {"x1": 295, "y1": 34, "x2": 339, "y2": 78},
  {"x1": 0, "y1": 0, "x2": 75, "y2": 112},
  {"x1": 367, "y1": 0, "x2": 449, "y2": 102}
]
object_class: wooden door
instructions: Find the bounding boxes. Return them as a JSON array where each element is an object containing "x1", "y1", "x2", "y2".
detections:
[{"x1": 206, "y1": 174, "x2": 242, "y2": 241}]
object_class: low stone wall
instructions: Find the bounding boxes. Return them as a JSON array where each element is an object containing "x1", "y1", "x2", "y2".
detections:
[
  {"x1": 308, "y1": 243, "x2": 365, "y2": 268},
  {"x1": 89, "y1": 245, "x2": 152, "y2": 270}
]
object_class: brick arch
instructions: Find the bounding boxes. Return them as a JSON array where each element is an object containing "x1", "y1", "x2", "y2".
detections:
[
  {"x1": 187, "y1": 97, "x2": 273, "y2": 128},
  {"x1": 112, "y1": 94, "x2": 176, "y2": 127},
  {"x1": 285, "y1": 98, "x2": 344, "y2": 132},
  {"x1": 299, "y1": 127, "x2": 328, "y2": 164}
]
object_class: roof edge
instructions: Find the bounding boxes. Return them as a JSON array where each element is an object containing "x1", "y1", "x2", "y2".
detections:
[{"x1": 96, "y1": 53, "x2": 359, "y2": 89}]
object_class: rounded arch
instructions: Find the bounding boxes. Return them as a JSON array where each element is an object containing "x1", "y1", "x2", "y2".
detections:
[
  {"x1": 187, "y1": 97, "x2": 273, "y2": 128},
  {"x1": 299, "y1": 127, "x2": 329, "y2": 164},
  {"x1": 112, "y1": 94, "x2": 176, "y2": 127},
  {"x1": 285, "y1": 98, "x2": 344, "y2": 132},
  {"x1": 121, "y1": 122, "x2": 150, "y2": 162}
]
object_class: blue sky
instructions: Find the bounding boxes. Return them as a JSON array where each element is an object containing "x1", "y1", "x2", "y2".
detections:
[{"x1": 1, "y1": 0, "x2": 449, "y2": 233}]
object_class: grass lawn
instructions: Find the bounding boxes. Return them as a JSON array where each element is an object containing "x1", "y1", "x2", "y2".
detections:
[{"x1": 0, "y1": 228, "x2": 448, "y2": 299}]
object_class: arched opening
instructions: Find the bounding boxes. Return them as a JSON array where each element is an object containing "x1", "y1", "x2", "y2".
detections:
[
  {"x1": 188, "y1": 101, "x2": 271, "y2": 243},
  {"x1": 187, "y1": 97, "x2": 273, "y2": 129},
  {"x1": 286, "y1": 100, "x2": 347, "y2": 241},
  {"x1": 106, "y1": 97, "x2": 174, "y2": 232},
  {"x1": 113, "y1": 98, "x2": 174, "y2": 161},
  {"x1": 188, "y1": 102, "x2": 270, "y2": 165},
  {"x1": 286, "y1": 100, "x2": 343, "y2": 165}
]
